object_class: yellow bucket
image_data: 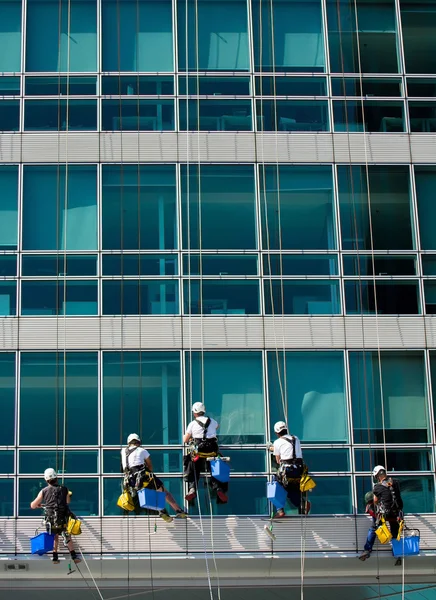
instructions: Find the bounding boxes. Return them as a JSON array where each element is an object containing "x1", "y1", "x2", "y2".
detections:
[
  {"x1": 376, "y1": 519, "x2": 393, "y2": 544},
  {"x1": 117, "y1": 490, "x2": 135, "y2": 512},
  {"x1": 66, "y1": 517, "x2": 82, "y2": 536}
]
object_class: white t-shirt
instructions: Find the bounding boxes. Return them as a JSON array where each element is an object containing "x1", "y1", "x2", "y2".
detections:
[
  {"x1": 121, "y1": 445, "x2": 150, "y2": 469},
  {"x1": 186, "y1": 416, "x2": 219, "y2": 439},
  {"x1": 273, "y1": 434, "x2": 302, "y2": 462}
]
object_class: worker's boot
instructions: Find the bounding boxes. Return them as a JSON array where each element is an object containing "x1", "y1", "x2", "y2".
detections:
[
  {"x1": 52, "y1": 552, "x2": 60, "y2": 565},
  {"x1": 70, "y1": 550, "x2": 81, "y2": 564},
  {"x1": 274, "y1": 509, "x2": 286, "y2": 518},
  {"x1": 159, "y1": 509, "x2": 173, "y2": 523},
  {"x1": 175, "y1": 509, "x2": 188, "y2": 519},
  {"x1": 185, "y1": 489, "x2": 197, "y2": 502},
  {"x1": 359, "y1": 551, "x2": 371, "y2": 561},
  {"x1": 216, "y1": 490, "x2": 228, "y2": 504}
]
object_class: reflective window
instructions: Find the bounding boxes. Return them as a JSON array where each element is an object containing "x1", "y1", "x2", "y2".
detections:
[
  {"x1": 24, "y1": 100, "x2": 97, "y2": 131},
  {"x1": 0, "y1": 256, "x2": 17, "y2": 277},
  {"x1": 268, "y1": 351, "x2": 347, "y2": 443},
  {"x1": 331, "y1": 77, "x2": 402, "y2": 97},
  {"x1": 350, "y1": 351, "x2": 429, "y2": 444},
  {"x1": 343, "y1": 255, "x2": 417, "y2": 276},
  {"x1": 0, "y1": 77, "x2": 20, "y2": 96},
  {"x1": 26, "y1": 0, "x2": 97, "y2": 72},
  {"x1": 416, "y1": 167, "x2": 436, "y2": 249},
  {"x1": 0, "y1": 480, "x2": 13, "y2": 517},
  {"x1": 102, "y1": 255, "x2": 177, "y2": 276},
  {"x1": 102, "y1": 76, "x2": 174, "y2": 96},
  {"x1": 357, "y1": 475, "x2": 434, "y2": 513},
  {"x1": 257, "y1": 100, "x2": 329, "y2": 131},
  {"x1": 20, "y1": 451, "x2": 99, "y2": 474},
  {"x1": 306, "y1": 477, "x2": 351, "y2": 515},
  {"x1": 422, "y1": 256, "x2": 436, "y2": 275},
  {"x1": 264, "y1": 254, "x2": 338, "y2": 276},
  {"x1": 0, "y1": 1, "x2": 21, "y2": 72},
  {"x1": 409, "y1": 101, "x2": 436, "y2": 131},
  {"x1": 181, "y1": 165, "x2": 256, "y2": 250},
  {"x1": 0, "y1": 354, "x2": 15, "y2": 446},
  {"x1": 260, "y1": 165, "x2": 335, "y2": 250},
  {"x1": 401, "y1": 1, "x2": 436, "y2": 74},
  {"x1": 179, "y1": 99, "x2": 253, "y2": 131},
  {"x1": 20, "y1": 478, "x2": 99, "y2": 516},
  {"x1": 102, "y1": 352, "x2": 181, "y2": 446},
  {"x1": 338, "y1": 166, "x2": 414, "y2": 250},
  {"x1": 407, "y1": 78, "x2": 436, "y2": 97},
  {"x1": 20, "y1": 353, "x2": 98, "y2": 446},
  {"x1": 264, "y1": 280, "x2": 341, "y2": 314},
  {"x1": 186, "y1": 352, "x2": 265, "y2": 444},
  {"x1": 103, "y1": 449, "x2": 182, "y2": 474},
  {"x1": 102, "y1": 165, "x2": 177, "y2": 251},
  {"x1": 102, "y1": 100, "x2": 175, "y2": 131},
  {"x1": 25, "y1": 76, "x2": 97, "y2": 96},
  {"x1": 0, "y1": 282, "x2": 16, "y2": 316},
  {"x1": 0, "y1": 100, "x2": 19, "y2": 131},
  {"x1": 333, "y1": 100, "x2": 405, "y2": 132},
  {"x1": 22, "y1": 255, "x2": 97, "y2": 277},
  {"x1": 0, "y1": 165, "x2": 18, "y2": 250},
  {"x1": 189, "y1": 477, "x2": 267, "y2": 516},
  {"x1": 179, "y1": 76, "x2": 250, "y2": 96},
  {"x1": 355, "y1": 449, "x2": 432, "y2": 472},
  {"x1": 0, "y1": 451, "x2": 14, "y2": 474},
  {"x1": 102, "y1": 0, "x2": 173, "y2": 71},
  {"x1": 178, "y1": 0, "x2": 249, "y2": 71},
  {"x1": 424, "y1": 281, "x2": 436, "y2": 314},
  {"x1": 184, "y1": 280, "x2": 260, "y2": 315},
  {"x1": 224, "y1": 450, "x2": 266, "y2": 473},
  {"x1": 102, "y1": 280, "x2": 178, "y2": 315},
  {"x1": 183, "y1": 255, "x2": 258, "y2": 276},
  {"x1": 256, "y1": 76, "x2": 327, "y2": 96},
  {"x1": 303, "y1": 449, "x2": 350, "y2": 472},
  {"x1": 345, "y1": 281, "x2": 420, "y2": 314},
  {"x1": 22, "y1": 165, "x2": 97, "y2": 251}
]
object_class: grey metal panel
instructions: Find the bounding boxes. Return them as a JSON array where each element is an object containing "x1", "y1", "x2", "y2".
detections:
[
  {"x1": 255, "y1": 133, "x2": 334, "y2": 163},
  {"x1": 18, "y1": 317, "x2": 102, "y2": 350},
  {"x1": 332, "y1": 133, "x2": 411, "y2": 163},
  {"x1": 100, "y1": 132, "x2": 179, "y2": 163},
  {"x1": 181, "y1": 317, "x2": 265, "y2": 349},
  {"x1": 21, "y1": 133, "x2": 100, "y2": 162},
  {"x1": 0, "y1": 318, "x2": 18, "y2": 350},
  {"x1": 100, "y1": 317, "x2": 183, "y2": 349},
  {"x1": 343, "y1": 316, "x2": 426, "y2": 348},
  {"x1": 410, "y1": 135, "x2": 436, "y2": 163},
  {"x1": 424, "y1": 317, "x2": 436, "y2": 347},
  {"x1": 178, "y1": 132, "x2": 257, "y2": 162},
  {"x1": 0, "y1": 134, "x2": 21, "y2": 163}
]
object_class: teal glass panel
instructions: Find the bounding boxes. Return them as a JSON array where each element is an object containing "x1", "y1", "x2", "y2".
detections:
[
  {"x1": 263, "y1": 255, "x2": 338, "y2": 276},
  {"x1": 257, "y1": 100, "x2": 329, "y2": 131},
  {"x1": 102, "y1": 100, "x2": 174, "y2": 131},
  {"x1": 333, "y1": 100, "x2": 405, "y2": 132},
  {"x1": 264, "y1": 281, "x2": 341, "y2": 314},
  {"x1": 409, "y1": 102, "x2": 436, "y2": 131},
  {"x1": 22, "y1": 255, "x2": 97, "y2": 276},
  {"x1": 25, "y1": 76, "x2": 97, "y2": 96},
  {"x1": 183, "y1": 255, "x2": 258, "y2": 276},
  {"x1": 343, "y1": 255, "x2": 417, "y2": 276},
  {"x1": 0, "y1": 480, "x2": 13, "y2": 516},
  {"x1": 179, "y1": 99, "x2": 253, "y2": 131},
  {"x1": 102, "y1": 165, "x2": 177, "y2": 251},
  {"x1": 260, "y1": 165, "x2": 335, "y2": 250},
  {"x1": 407, "y1": 78, "x2": 436, "y2": 97},
  {"x1": 102, "y1": 76, "x2": 174, "y2": 96},
  {"x1": 21, "y1": 281, "x2": 98, "y2": 315},
  {"x1": 252, "y1": 0, "x2": 325, "y2": 72},
  {"x1": 0, "y1": 282, "x2": 16, "y2": 315},
  {"x1": 102, "y1": 0, "x2": 173, "y2": 71},
  {"x1": 0, "y1": 77, "x2": 20, "y2": 95},
  {"x1": 0, "y1": 256, "x2": 17, "y2": 276},
  {"x1": 302, "y1": 449, "x2": 349, "y2": 472},
  {"x1": 103, "y1": 477, "x2": 182, "y2": 516},
  {"x1": 350, "y1": 351, "x2": 429, "y2": 444},
  {"x1": 184, "y1": 280, "x2": 260, "y2": 315},
  {"x1": 26, "y1": 0, "x2": 97, "y2": 72},
  {"x1": 357, "y1": 475, "x2": 434, "y2": 513},
  {"x1": 256, "y1": 76, "x2": 327, "y2": 96},
  {"x1": 103, "y1": 352, "x2": 181, "y2": 446},
  {"x1": 102, "y1": 255, "x2": 177, "y2": 276},
  {"x1": 0, "y1": 452, "x2": 14, "y2": 474},
  {"x1": 20, "y1": 478, "x2": 99, "y2": 516},
  {"x1": 179, "y1": 77, "x2": 250, "y2": 96},
  {"x1": 103, "y1": 449, "x2": 182, "y2": 474},
  {"x1": 19, "y1": 451, "x2": 99, "y2": 474},
  {"x1": 0, "y1": 2, "x2": 21, "y2": 71},
  {"x1": 181, "y1": 165, "x2": 256, "y2": 250},
  {"x1": 189, "y1": 477, "x2": 268, "y2": 516},
  {"x1": 338, "y1": 165, "x2": 414, "y2": 250},
  {"x1": 20, "y1": 353, "x2": 98, "y2": 446},
  {"x1": 22, "y1": 165, "x2": 97, "y2": 251},
  {"x1": 423, "y1": 281, "x2": 436, "y2": 314},
  {"x1": 178, "y1": 0, "x2": 249, "y2": 71},
  {"x1": 401, "y1": 2, "x2": 436, "y2": 74},
  {"x1": 355, "y1": 449, "x2": 432, "y2": 472},
  {"x1": 0, "y1": 354, "x2": 15, "y2": 446},
  {"x1": 223, "y1": 450, "x2": 266, "y2": 473},
  {"x1": 0, "y1": 165, "x2": 18, "y2": 249},
  {"x1": 103, "y1": 280, "x2": 178, "y2": 315},
  {"x1": 344, "y1": 281, "x2": 420, "y2": 315},
  {"x1": 186, "y1": 351, "x2": 265, "y2": 444},
  {"x1": 331, "y1": 77, "x2": 402, "y2": 97},
  {"x1": 422, "y1": 256, "x2": 436, "y2": 275},
  {"x1": 282, "y1": 477, "x2": 351, "y2": 515},
  {"x1": 268, "y1": 351, "x2": 347, "y2": 443},
  {"x1": 326, "y1": 0, "x2": 399, "y2": 73},
  {"x1": 0, "y1": 100, "x2": 19, "y2": 131},
  {"x1": 24, "y1": 99, "x2": 97, "y2": 131},
  {"x1": 416, "y1": 167, "x2": 436, "y2": 249}
]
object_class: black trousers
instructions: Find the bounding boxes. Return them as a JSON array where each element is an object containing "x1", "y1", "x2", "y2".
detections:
[
  {"x1": 277, "y1": 463, "x2": 305, "y2": 513},
  {"x1": 183, "y1": 454, "x2": 229, "y2": 495}
]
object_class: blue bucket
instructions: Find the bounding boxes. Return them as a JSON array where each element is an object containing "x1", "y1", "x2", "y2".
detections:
[
  {"x1": 138, "y1": 488, "x2": 166, "y2": 511},
  {"x1": 267, "y1": 481, "x2": 287, "y2": 509},
  {"x1": 392, "y1": 534, "x2": 420, "y2": 557},
  {"x1": 30, "y1": 532, "x2": 55, "y2": 555},
  {"x1": 210, "y1": 459, "x2": 230, "y2": 483}
]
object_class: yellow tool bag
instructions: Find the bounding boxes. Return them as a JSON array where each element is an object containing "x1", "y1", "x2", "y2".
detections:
[
  {"x1": 300, "y1": 473, "x2": 316, "y2": 492},
  {"x1": 397, "y1": 519, "x2": 405, "y2": 541},
  {"x1": 66, "y1": 516, "x2": 82, "y2": 536},
  {"x1": 375, "y1": 518, "x2": 393, "y2": 544},
  {"x1": 117, "y1": 489, "x2": 135, "y2": 511}
]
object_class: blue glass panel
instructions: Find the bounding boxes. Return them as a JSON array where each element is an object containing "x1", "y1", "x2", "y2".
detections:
[
  {"x1": 345, "y1": 281, "x2": 420, "y2": 315},
  {"x1": 409, "y1": 102, "x2": 436, "y2": 131},
  {"x1": 401, "y1": 3, "x2": 436, "y2": 74},
  {"x1": 20, "y1": 451, "x2": 99, "y2": 474},
  {"x1": 102, "y1": 100, "x2": 174, "y2": 131},
  {"x1": 268, "y1": 351, "x2": 347, "y2": 443},
  {"x1": 223, "y1": 450, "x2": 266, "y2": 473},
  {"x1": 184, "y1": 280, "x2": 260, "y2": 315},
  {"x1": 422, "y1": 256, "x2": 436, "y2": 275},
  {"x1": 425, "y1": 281, "x2": 436, "y2": 314},
  {"x1": 355, "y1": 449, "x2": 432, "y2": 472},
  {"x1": 22, "y1": 165, "x2": 97, "y2": 251},
  {"x1": 0, "y1": 100, "x2": 19, "y2": 131},
  {"x1": 416, "y1": 167, "x2": 436, "y2": 249},
  {"x1": 103, "y1": 351, "x2": 181, "y2": 446},
  {"x1": 102, "y1": 165, "x2": 177, "y2": 251},
  {"x1": 102, "y1": 255, "x2": 177, "y2": 276},
  {"x1": 103, "y1": 477, "x2": 182, "y2": 516},
  {"x1": 303, "y1": 449, "x2": 350, "y2": 472},
  {"x1": 21, "y1": 281, "x2": 98, "y2": 316},
  {"x1": 26, "y1": 0, "x2": 97, "y2": 72},
  {"x1": 184, "y1": 255, "x2": 258, "y2": 276},
  {"x1": 20, "y1": 352, "x2": 98, "y2": 446},
  {"x1": 178, "y1": 0, "x2": 249, "y2": 71},
  {"x1": 357, "y1": 475, "x2": 434, "y2": 513},
  {"x1": 25, "y1": 76, "x2": 97, "y2": 96},
  {"x1": 304, "y1": 477, "x2": 351, "y2": 515},
  {"x1": 186, "y1": 351, "x2": 265, "y2": 444},
  {"x1": 257, "y1": 100, "x2": 329, "y2": 131},
  {"x1": 0, "y1": 256, "x2": 17, "y2": 276},
  {"x1": 264, "y1": 281, "x2": 341, "y2": 314},
  {"x1": 331, "y1": 77, "x2": 402, "y2": 97},
  {"x1": 256, "y1": 76, "x2": 327, "y2": 96},
  {"x1": 179, "y1": 99, "x2": 253, "y2": 131},
  {"x1": 22, "y1": 255, "x2": 97, "y2": 276},
  {"x1": 24, "y1": 100, "x2": 97, "y2": 131},
  {"x1": 102, "y1": 76, "x2": 174, "y2": 96},
  {"x1": 189, "y1": 477, "x2": 268, "y2": 516},
  {"x1": 343, "y1": 255, "x2": 417, "y2": 276},
  {"x1": 102, "y1": 280, "x2": 178, "y2": 315},
  {"x1": 0, "y1": 452, "x2": 14, "y2": 474},
  {"x1": 179, "y1": 77, "x2": 250, "y2": 96},
  {"x1": 0, "y1": 480, "x2": 13, "y2": 516},
  {"x1": 407, "y1": 78, "x2": 436, "y2": 98},
  {"x1": 252, "y1": 0, "x2": 325, "y2": 72},
  {"x1": 0, "y1": 165, "x2": 18, "y2": 249},
  {"x1": 20, "y1": 478, "x2": 99, "y2": 516},
  {"x1": 0, "y1": 1, "x2": 21, "y2": 71},
  {"x1": 0, "y1": 354, "x2": 15, "y2": 446},
  {"x1": 181, "y1": 165, "x2": 256, "y2": 250},
  {"x1": 333, "y1": 100, "x2": 405, "y2": 132},
  {"x1": 264, "y1": 255, "x2": 338, "y2": 276},
  {"x1": 0, "y1": 77, "x2": 20, "y2": 95},
  {"x1": 102, "y1": 0, "x2": 173, "y2": 71},
  {"x1": 103, "y1": 449, "x2": 182, "y2": 474},
  {"x1": 0, "y1": 282, "x2": 16, "y2": 315}
]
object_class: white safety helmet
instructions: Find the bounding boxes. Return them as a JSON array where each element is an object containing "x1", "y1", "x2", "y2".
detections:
[
  {"x1": 127, "y1": 433, "x2": 141, "y2": 445},
  {"x1": 274, "y1": 421, "x2": 287, "y2": 434},
  {"x1": 372, "y1": 465, "x2": 386, "y2": 479},
  {"x1": 192, "y1": 402, "x2": 206, "y2": 414},
  {"x1": 44, "y1": 468, "x2": 57, "y2": 482}
]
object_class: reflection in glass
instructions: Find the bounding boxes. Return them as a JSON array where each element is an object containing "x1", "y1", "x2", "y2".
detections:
[
  {"x1": 355, "y1": 449, "x2": 432, "y2": 472},
  {"x1": 103, "y1": 449, "x2": 182, "y2": 474},
  {"x1": 0, "y1": 282, "x2": 16, "y2": 316},
  {"x1": 401, "y1": 1, "x2": 436, "y2": 74},
  {"x1": 333, "y1": 100, "x2": 405, "y2": 132},
  {"x1": 184, "y1": 255, "x2": 258, "y2": 276},
  {"x1": 343, "y1": 255, "x2": 416, "y2": 276},
  {"x1": 0, "y1": 166, "x2": 18, "y2": 250},
  {"x1": 0, "y1": 354, "x2": 15, "y2": 446},
  {"x1": 344, "y1": 281, "x2": 419, "y2": 315},
  {"x1": 264, "y1": 254, "x2": 338, "y2": 276},
  {"x1": 184, "y1": 280, "x2": 260, "y2": 315},
  {"x1": 257, "y1": 100, "x2": 329, "y2": 131},
  {"x1": 102, "y1": 280, "x2": 178, "y2": 315},
  {"x1": 0, "y1": 452, "x2": 14, "y2": 474},
  {"x1": 303, "y1": 449, "x2": 350, "y2": 472},
  {"x1": 21, "y1": 281, "x2": 98, "y2": 316},
  {"x1": 0, "y1": 1, "x2": 21, "y2": 71},
  {"x1": 102, "y1": 255, "x2": 177, "y2": 276},
  {"x1": 180, "y1": 99, "x2": 253, "y2": 131},
  {"x1": 0, "y1": 480, "x2": 13, "y2": 517},
  {"x1": 24, "y1": 100, "x2": 97, "y2": 130},
  {"x1": 19, "y1": 478, "x2": 99, "y2": 516},
  {"x1": 0, "y1": 101, "x2": 19, "y2": 131},
  {"x1": 416, "y1": 167, "x2": 436, "y2": 250},
  {"x1": 20, "y1": 451, "x2": 99, "y2": 474},
  {"x1": 357, "y1": 475, "x2": 434, "y2": 513},
  {"x1": 22, "y1": 255, "x2": 97, "y2": 277},
  {"x1": 102, "y1": 100, "x2": 174, "y2": 131},
  {"x1": 264, "y1": 280, "x2": 341, "y2": 314}
]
